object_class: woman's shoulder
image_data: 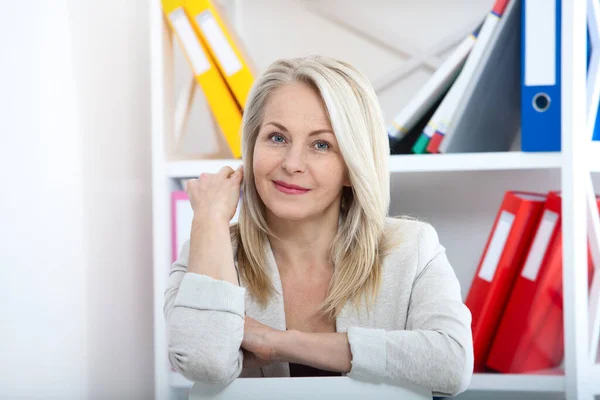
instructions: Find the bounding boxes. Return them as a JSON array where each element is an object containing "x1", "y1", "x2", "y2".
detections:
[
  {"x1": 383, "y1": 216, "x2": 439, "y2": 244},
  {"x1": 382, "y1": 216, "x2": 445, "y2": 272}
]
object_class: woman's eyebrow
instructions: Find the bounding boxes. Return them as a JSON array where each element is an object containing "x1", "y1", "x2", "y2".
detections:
[{"x1": 263, "y1": 121, "x2": 334, "y2": 136}]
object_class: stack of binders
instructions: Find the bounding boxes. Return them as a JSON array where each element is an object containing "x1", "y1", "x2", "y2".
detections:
[
  {"x1": 388, "y1": 0, "x2": 600, "y2": 154},
  {"x1": 161, "y1": 0, "x2": 256, "y2": 158},
  {"x1": 466, "y1": 189, "x2": 600, "y2": 373}
]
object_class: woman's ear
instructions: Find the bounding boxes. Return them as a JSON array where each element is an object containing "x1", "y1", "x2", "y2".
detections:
[{"x1": 343, "y1": 174, "x2": 351, "y2": 188}]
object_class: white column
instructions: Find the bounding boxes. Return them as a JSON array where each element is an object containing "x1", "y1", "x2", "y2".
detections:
[
  {"x1": 562, "y1": 0, "x2": 591, "y2": 398},
  {"x1": 0, "y1": 1, "x2": 88, "y2": 398}
]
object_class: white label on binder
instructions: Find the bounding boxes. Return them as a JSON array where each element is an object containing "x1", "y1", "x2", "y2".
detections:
[
  {"x1": 197, "y1": 11, "x2": 242, "y2": 76},
  {"x1": 525, "y1": 0, "x2": 556, "y2": 86},
  {"x1": 521, "y1": 210, "x2": 559, "y2": 281},
  {"x1": 169, "y1": 8, "x2": 210, "y2": 76},
  {"x1": 478, "y1": 211, "x2": 515, "y2": 283}
]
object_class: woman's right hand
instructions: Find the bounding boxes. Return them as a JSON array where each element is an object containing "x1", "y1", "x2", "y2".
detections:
[{"x1": 185, "y1": 165, "x2": 243, "y2": 224}]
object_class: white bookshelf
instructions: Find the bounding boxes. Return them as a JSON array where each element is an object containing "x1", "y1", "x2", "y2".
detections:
[{"x1": 150, "y1": 0, "x2": 600, "y2": 399}]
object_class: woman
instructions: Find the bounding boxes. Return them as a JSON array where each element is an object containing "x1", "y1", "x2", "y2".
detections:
[{"x1": 164, "y1": 55, "x2": 474, "y2": 397}]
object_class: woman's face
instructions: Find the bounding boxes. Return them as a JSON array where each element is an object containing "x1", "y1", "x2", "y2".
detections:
[{"x1": 253, "y1": 82, "x2": 350, "y2": 222}]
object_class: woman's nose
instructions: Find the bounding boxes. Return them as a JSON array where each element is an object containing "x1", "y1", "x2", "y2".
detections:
[{"x1": 281, "y1": 145, "x2": 307, "y2": 174}]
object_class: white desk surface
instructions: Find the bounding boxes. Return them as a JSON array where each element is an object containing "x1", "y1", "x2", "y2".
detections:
[{"x1": 188, "y1": 376, "x2": 432, "y2": 400}]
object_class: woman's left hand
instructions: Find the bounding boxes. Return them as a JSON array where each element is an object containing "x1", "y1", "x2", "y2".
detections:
[{"x1": 241, "y1": 315, "x2": 281, "y2": 368}]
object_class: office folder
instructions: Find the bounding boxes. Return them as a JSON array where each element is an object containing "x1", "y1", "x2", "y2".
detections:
[
  {"x1": 184, "y1": 0, "x2": 255, "y2": 109},
  {"x1": 486, "y1": 193, "x2": 599, "y2": 373},
  {"x1": 523, "y1": 232, "x2": 594, "y2": 373},
  {"x1": 389, "y1": 25, "x2": 479, "y2": 142},
  {"x1": 520, "y1": 0, "x2": 561, "y2": 152},
  {"x1": 390, "y1": 80, "x2": 452, "y2": 154},
  {"x1": 422, "y1": 0, "x2": 511, "y2": 154},
  {"x1": 485, "y1": 192, "x2": 563, "y2": 372},
  {"x1": 438, "y1": 0, "x2": 521, "y2": 153},
  {"x1": 411, "y1": 116, "x2": 438, "y2": 154},
  {"x1": 466, "y1": 191, "x2": 546, "y2": 372},
  {"x1": 162, "y1": 0, "x2": 243, "y2": 158}
]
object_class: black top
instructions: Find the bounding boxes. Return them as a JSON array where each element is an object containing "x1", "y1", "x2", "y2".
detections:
[
  {"x1": 286, "y1": 328, "x2": 342, "y2": 377},
  {"x1": 289, "y1": 362, "x2": 342, "y2": 377}
]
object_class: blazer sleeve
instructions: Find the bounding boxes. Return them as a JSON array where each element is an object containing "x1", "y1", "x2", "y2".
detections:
[
  {"x1": 346, "y1": 223, "x2": 474, "y2": 397},
  {"x1": 164, "y1": 239, "x2": 246, "y2": 385}
]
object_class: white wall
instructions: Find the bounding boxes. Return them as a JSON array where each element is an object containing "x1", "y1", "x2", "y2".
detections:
[
  {"x1": 1, "y1": 0, "x2": 153, "y2": 399},
  {"x1": 0, "y1": 1, "x2": 89, "y2": 398},
  {"x1": 67, "y1": 0, "x2": 155, "y2": 398}
]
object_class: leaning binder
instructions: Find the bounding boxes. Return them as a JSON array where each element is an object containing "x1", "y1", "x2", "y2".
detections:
[
  {"x1": 389, "y1": 80, "x2": 452, "y2": 154},
  {"x1": 422, "y1": 0, "x2": 512, "y2": 153},
  {"x1": 438, "y1": 0, "x2": 521, "y2": 153},
  {"x1": 162, "y1": 0, "x2": 243, "y2": 158},
  {"x1": 465, "y1": 191, "x2": 546, "y2": 372},
  {"x1": 389, "y1": 24, "x2": 479, "y2": 143},
  {"x1": 184, "y1": 0, "x2": 255, "y2": 109}
]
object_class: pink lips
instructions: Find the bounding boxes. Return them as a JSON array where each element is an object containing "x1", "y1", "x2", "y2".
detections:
[{"x1": 273, "y1": 180, "x2": 310, "y2": 195}]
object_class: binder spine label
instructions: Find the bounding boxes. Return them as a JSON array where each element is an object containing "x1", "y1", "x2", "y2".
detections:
[
  {"x1": 197, "y1": 11, "x2": 242, "y2": 76},
  {"x1": 170, "y1": 8, "x2": 210, "y2": 75},
  {"x1": 478, "y1": 211, "x2": 515, "y2": 282},
  {"x1": 524, "y1": 0, "x2": 556, "y2": 86},
  {"x1": 521, "y1": 210, "x2": 559, "y2": 281}
]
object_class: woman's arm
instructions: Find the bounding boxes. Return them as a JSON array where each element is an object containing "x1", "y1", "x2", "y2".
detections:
[
  {"x1": 164, "y1": 231, "x2": 246, "y2": 385},
  {"x1": 187, "y1": 216, "x2": 239, "y2": 286},
  {"x1": 165, "y1": 167, "x2": 247, "y2": 385},
  {"x1": 271, "y1": 223, "x2": 473, "y2": 397},
  {"x1": 272, "y1": 330, "x2": 352, "y2": 374}
]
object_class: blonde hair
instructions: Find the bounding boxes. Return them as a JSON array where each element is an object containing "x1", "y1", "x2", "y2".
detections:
[{"x1": 233, "y1": 55, "x2": 401, "y2": 320}]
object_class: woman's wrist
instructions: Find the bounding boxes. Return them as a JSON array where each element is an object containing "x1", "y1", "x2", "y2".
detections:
[
  {"x1": 192, "y1": 213, "x2": 230, "y2": 228},
  {"x1": 187, "y1": 214, "x2": 238, "y2": 285}
]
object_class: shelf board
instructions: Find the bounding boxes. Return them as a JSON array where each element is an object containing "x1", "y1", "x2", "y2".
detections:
[
  {"x1": 388, "y1": 152, "x2": 562, "y2": 173},
  {"x1": 166, "y1": 152, "x2": 564, "y2": 178},
  {"x1": 469, "y1": 372, "x2": 564, "y2": 392}
]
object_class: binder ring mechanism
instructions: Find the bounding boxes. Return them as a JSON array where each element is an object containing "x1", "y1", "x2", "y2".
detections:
[{"x1": 532, "y1": 92, "x2": 551, "y2": 112}]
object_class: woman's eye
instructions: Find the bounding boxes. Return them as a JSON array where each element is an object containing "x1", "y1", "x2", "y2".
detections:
[
  {"x1": 314, "y1": 141, "x2": 330, "y2": 151},
  {"x1": 269, "y1": 133, "x2": 285, "y2": 143}
]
